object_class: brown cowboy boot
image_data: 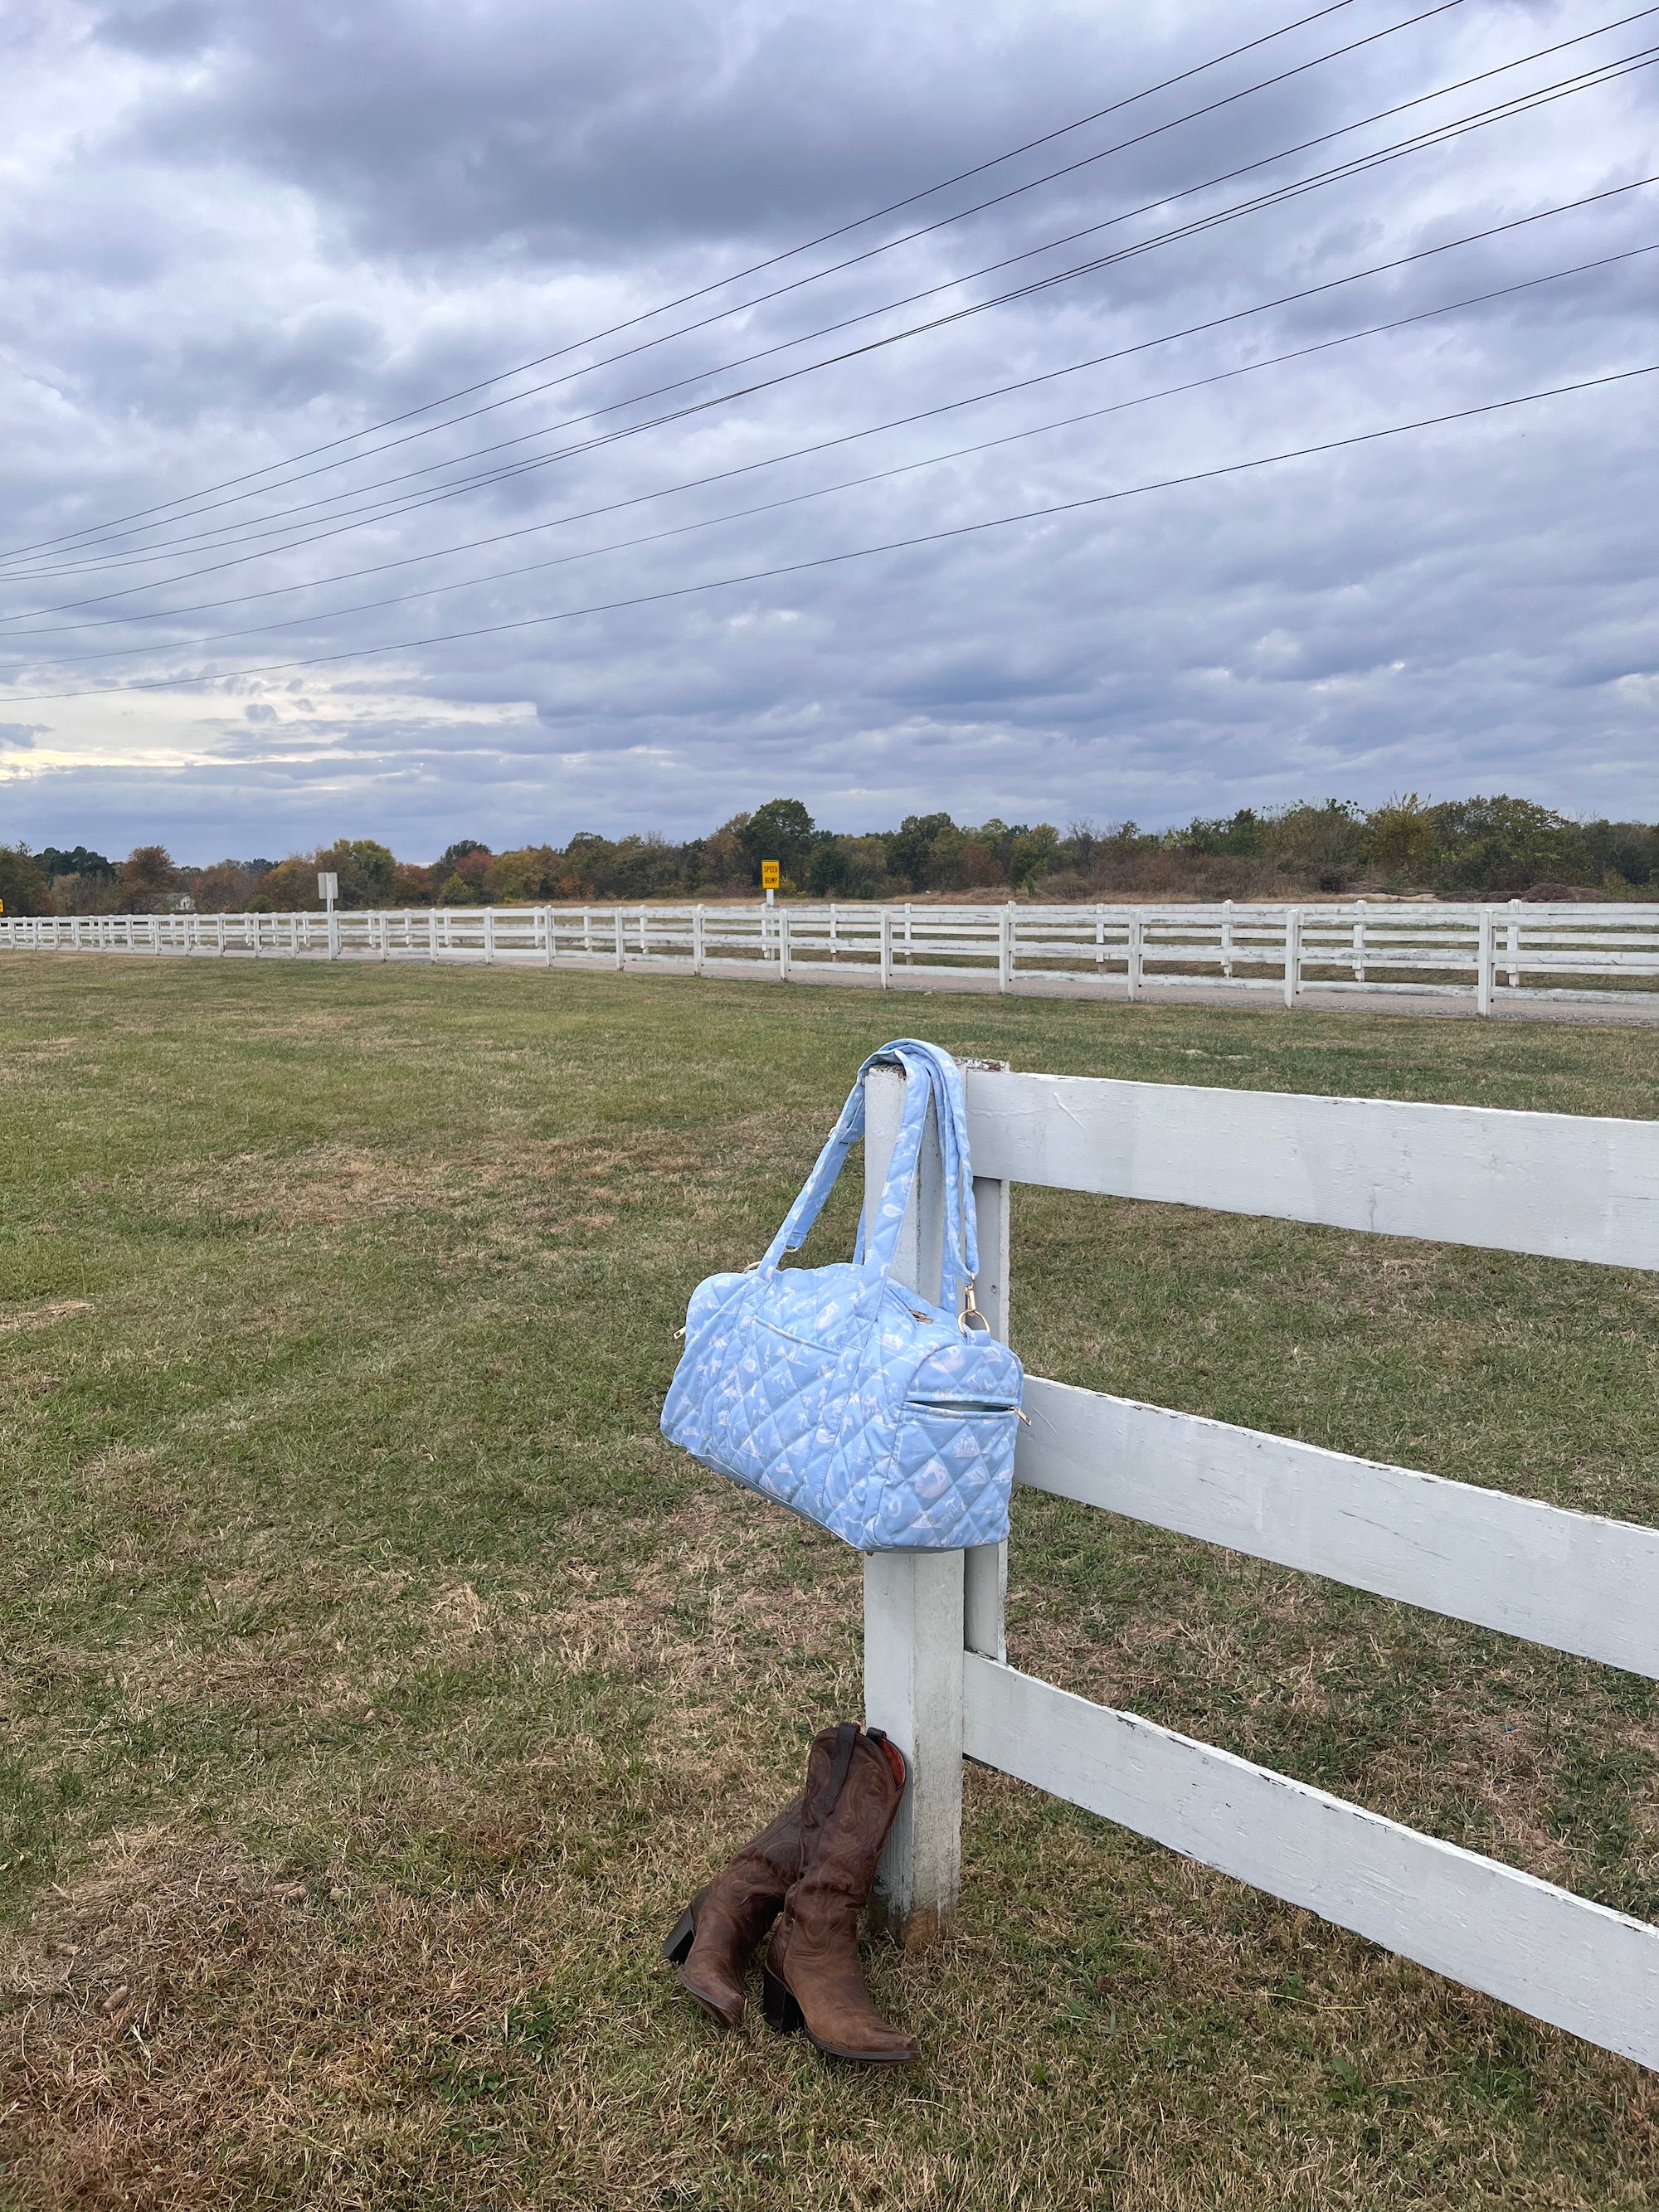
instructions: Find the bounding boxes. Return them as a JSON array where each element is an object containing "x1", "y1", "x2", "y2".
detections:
[
  {"x1": 663, "y1": 1723, "x2": 858, "y2": 2028},
  {"x1": 762, "y1": 1726, "x2": 918, "y2": 2064}
]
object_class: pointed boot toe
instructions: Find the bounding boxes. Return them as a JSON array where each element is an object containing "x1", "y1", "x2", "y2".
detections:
[
  {"x1": 763, "y1": 1958, "x2": 917, "y2": 2064},
  {"x1": 663, "y1": 1890, "x2": 747, "y2": 2027}
]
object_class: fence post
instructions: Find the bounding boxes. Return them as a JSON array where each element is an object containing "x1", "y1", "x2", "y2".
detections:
[
  {"x1": 1477, "y1": 906, "x2": 1495, "y2": 1018},
  {"x1": 1354, "y1": 899, "x2": 1367, "y2": 985},
  {"x1": 879, "y1": 907, "x2": 893, "y2": 989},
  {"x1": 583, "y1": 907, "x2": 594, "y2": 958},
  {"x1": 997, "y1": 902, "x2": 1013, "y2": 994},
  {"x1": 1283, "y1": 907, "x2": 1301, "y2": 1008},
  {"x1": 1126, "y1": 912, "x2": 1143, "y2": 999},
  {"x1": 777, "y1": 907, "x2": 792, "y2": 982},
  {"x1": 614, "y1": 911, "x2": 626, "y2": 971},
  {"x1": 964, "y1": 1061, "x2": 1012, "y2": 1666},
  {"x1": 1508, "y1": 897, "x2": 1521, "y2": 990},
  {"x1": 1222, "y1": 897, "x2": 1234, "y2": 979},
  {"x1": 693, "y1": 905, "x2": 706, "y2": 975},
  {"x1": 863, "y1": 1062, "x2": 963, "y2": 1949}
]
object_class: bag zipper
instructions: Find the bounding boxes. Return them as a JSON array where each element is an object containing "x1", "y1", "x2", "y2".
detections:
[{"x1": 905, "y1": 1394, "x2": 1021, "y2": 1417}]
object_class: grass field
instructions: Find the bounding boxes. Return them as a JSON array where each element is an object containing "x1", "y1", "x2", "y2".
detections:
[{"x1": 2, "y1": 955, "x2": 1656, "y2": 2210}]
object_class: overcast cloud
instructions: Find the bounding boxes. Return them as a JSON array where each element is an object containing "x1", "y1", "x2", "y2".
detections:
[{"x1": 1, "y1": 0, "x2": 1655, "y2": 860}]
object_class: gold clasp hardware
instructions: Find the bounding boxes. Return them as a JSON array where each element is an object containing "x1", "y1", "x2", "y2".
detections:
[{"x1": 959, "y1": 1283, "x2": 991, "y2": 1334}]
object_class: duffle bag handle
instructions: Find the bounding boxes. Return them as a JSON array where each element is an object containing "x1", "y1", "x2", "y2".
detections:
[
  {"x1": 756, "y1": 1049, "x2": 921, "y2": 1273},
  {"x1": 857, "y1": 1043, "x2": 976, "y2": 1305},
  {"x1": 757, "y1": 1043, "x2": 976, "y2": 1306}
]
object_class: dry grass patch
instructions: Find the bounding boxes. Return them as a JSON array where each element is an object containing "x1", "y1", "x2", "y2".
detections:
[{"x1": 0, "y1": 1305, "x2": 93, "y2": 1338}]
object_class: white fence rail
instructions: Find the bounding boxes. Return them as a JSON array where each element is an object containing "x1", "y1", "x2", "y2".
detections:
[
  {"x1": 861, "y1": 1061, "x2": 1659, "y2": 2073},
  {"x1": 6, "y1": 898, "x2": 1659, "y2": 1013}
]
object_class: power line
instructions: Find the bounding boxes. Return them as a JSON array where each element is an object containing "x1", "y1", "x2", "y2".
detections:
[
  {"x1": 1, "y1": 0, "x2": 1463, "y2": 566},
  {"x1": 0, "y1": 0, "x2": 1365, "y2": 562},
  {"x1": 17, "y1": 242, "x2": 1652, "y2": 669},
  {"x1": 7, "y1": 362, "x2": 1652, "y2": 704},
  {"x1": 12, "y1": 24, "x2": 1652, "y2": 583},
  {"x1": 6, "y1": 173, "x2": 1652, "y2": 632}
]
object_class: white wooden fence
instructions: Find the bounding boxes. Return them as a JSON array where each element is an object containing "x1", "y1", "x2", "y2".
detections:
[
  {"x1": 6, "y1": 898, "x2": 1659, "y2": 1013},
  {"x1": 860, "y1": 1060, "x2": 1659, "y2": 2071}
]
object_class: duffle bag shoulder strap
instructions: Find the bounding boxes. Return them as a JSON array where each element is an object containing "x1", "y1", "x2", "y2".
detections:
[
  {"x1": 856, "y1": 1041, "x2": 977, "y2": 1305},
  {"x1": 757, "y1": 1042, "x2": 977, "y2": 1304}
]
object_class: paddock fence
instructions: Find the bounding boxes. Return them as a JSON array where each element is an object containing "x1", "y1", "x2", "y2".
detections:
[
  {"x1": 6, "y1": 898, "x2": 1659, "y2": 1013},
  {"x1": 860, "y1": 1060, "x2": 1659, "y2": 2072}
]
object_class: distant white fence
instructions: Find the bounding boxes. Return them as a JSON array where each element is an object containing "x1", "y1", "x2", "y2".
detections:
[
  {"x1": 862, "y1": 1062, "x2": 1659, "y2": 2071},
  {"x1": 6, "y1": 898, "x2": 1659, "y2": 1013}
]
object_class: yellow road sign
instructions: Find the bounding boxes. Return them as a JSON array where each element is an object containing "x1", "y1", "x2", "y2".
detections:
[{"x1": 761, "y1": 861, "x2": 781, "y2": 890}]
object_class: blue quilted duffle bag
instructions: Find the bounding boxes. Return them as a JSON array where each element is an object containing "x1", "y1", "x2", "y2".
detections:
[{"x1": 660, "y1": 1040, "x2": 1023, "y2": 1551}]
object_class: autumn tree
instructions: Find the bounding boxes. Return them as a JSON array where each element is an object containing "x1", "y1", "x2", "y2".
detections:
[
  {"x1": 114, "y1": 844, "x2": 182, "y2": 914},
  {"x1": 0, "y1": 843, "x2": 52, "y2": 916},
  {"x1": 738, "y1": 798, "x2": 816, "y2": 888},
  {"x1": 1428, "y1": 796, "x2": 1593, "y2": 897}
]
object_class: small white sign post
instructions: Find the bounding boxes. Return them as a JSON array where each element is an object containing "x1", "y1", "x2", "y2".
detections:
[
  {"x1": 761, "y1": 859, "x2": 778, "y2": 961},
  {"x1": 318, "y1": 872, "x2": 339, "y2": 961}
]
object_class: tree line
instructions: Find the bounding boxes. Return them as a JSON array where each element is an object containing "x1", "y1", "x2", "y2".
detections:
[{"x1": 3, "y1": 794, "x2": 1657, "y2": 917}]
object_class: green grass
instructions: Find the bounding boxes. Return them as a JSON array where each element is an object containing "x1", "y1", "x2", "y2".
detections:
[{"x1": 1, "y1": 955, "x2": 1656, "y2": 2210}]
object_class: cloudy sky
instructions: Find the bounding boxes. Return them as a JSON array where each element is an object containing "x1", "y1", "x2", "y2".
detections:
[{"x1": 1, "y1": 0, "x2": 1655, "y2": 863}]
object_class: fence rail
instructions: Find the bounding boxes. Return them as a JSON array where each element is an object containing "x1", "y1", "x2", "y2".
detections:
[
  {"x1": 860, "y1": 1061, "x2": 1659, "y2": 2073},
  {"x1": 6, "y1": 897, "x2": 1659, "y2": 1014}
]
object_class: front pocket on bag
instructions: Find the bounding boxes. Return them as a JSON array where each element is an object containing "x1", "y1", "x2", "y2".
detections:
[{"x1": 877, "y1": 1398, "x2": 1019, "y2": 1544}]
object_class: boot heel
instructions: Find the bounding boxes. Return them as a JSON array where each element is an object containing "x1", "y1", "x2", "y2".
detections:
[
  {"x1": 662, "y1": 1906, "x2": 696, "y2": 1965},
  {"x1": 762, "y1": 1966, "x2": 804, "y2": 2035}
]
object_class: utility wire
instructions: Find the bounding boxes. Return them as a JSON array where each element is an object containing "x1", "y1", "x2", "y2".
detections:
[
  {"x1": 16, "y1": 241, "x2": 1652, "y2": 668},
  {"x1": 6, "y1": 362, "x2": 1652, "y2": 704},
  {"x1": 12, "y1": 26, "x2": 1653, "y2": 581},
  {"x1": 1, "y1": 0, "x2": 1462, "y2": 564},
  {"x1": 5, "y1": 172, "x2": 1652, "y2": 631},
  {"x1": 0, "y1": 0, "x2": 1365, "y2": 561}
]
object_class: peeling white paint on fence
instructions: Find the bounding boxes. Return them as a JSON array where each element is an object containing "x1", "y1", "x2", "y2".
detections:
[
  {"x1": 964, "y1": 1657, "x2": 1659, "y2": 2073},
  {"x1": 964, "y1": 1072, "x2": 1659, "y2": 1266},
  {"x1": 1015, "y1": 1377, "x2": 1659, "y2": 1678},
  {"x1": 6, "y1": 899, "x2": 1659, "y2": 1014}
]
